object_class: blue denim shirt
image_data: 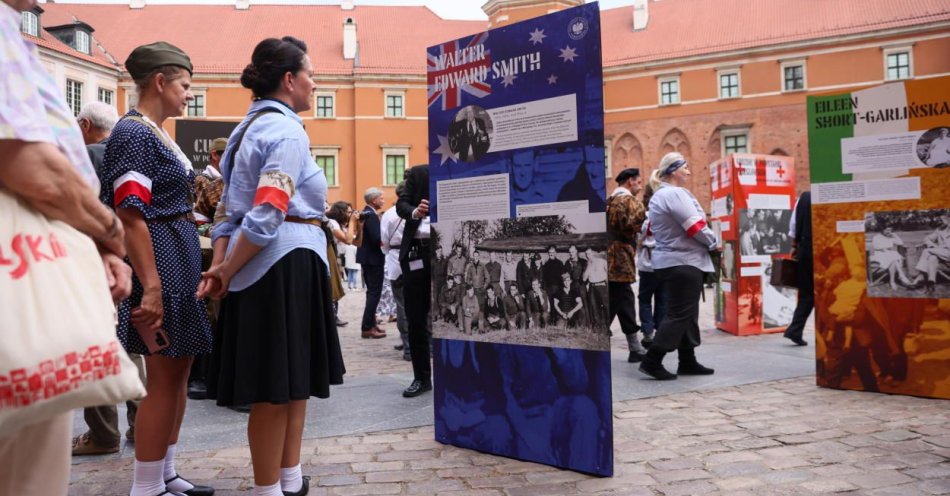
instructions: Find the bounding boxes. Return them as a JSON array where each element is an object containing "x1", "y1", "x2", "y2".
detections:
[{"x1": 212, "y1": 99, "x2": 328, "y2": 291}]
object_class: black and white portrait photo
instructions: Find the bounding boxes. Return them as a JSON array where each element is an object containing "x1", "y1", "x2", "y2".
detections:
[
  {"x1": 430, "y1": 215, "x2": 609, "y2": 351},
  {"x1": 738, "y1": 208, "x2": 792, "y2": 256},
  {"x1": 916, "y1": 127, "x2": 950, "y2": 168},
  {"x1": 865, "y1": 209, "x2": 950, "y2": 299},
  {"x1": 449, "y1": 105, "x2": 492, "y2": 163}
]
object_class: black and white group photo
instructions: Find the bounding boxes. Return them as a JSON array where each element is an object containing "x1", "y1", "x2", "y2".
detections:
[
  {"x1": 738, "y1": 208, "x2": 793, "y2": 256},
  {"x1": 429, "y1": 215, "x2": 610, "y2": 351},
  {"x1": 865, "y1": 209, "x2": 950, "y2": 299}
]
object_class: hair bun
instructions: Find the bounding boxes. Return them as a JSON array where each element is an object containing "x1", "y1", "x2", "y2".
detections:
[{"x1": 240, "y1": 63, "x2": 260, "y2": 89}]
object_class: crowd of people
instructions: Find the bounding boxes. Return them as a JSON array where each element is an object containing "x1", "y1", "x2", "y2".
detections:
[{"x1": 0, "y1": 0, "x2": 813, "y2": 491}]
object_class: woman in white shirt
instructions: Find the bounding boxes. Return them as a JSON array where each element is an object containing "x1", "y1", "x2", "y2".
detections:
[{"x1": 640, "y1": 152, "x2": 720, "y2": 381}]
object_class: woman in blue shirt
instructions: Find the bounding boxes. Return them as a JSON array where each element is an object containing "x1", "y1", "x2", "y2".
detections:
[{"x1": 199, "y1": 37, "x2": 344, "y2": 496}]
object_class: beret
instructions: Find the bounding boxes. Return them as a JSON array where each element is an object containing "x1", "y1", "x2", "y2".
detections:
[
  {"x1": 615, "y1": 167, "x2": 640, "y2": 184},
  {"x1": 125, "y1": 41, "x2": 193, "y2": 80}
]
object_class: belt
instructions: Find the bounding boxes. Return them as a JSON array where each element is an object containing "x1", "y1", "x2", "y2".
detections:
[
  {"x1": 590, "y1": 281, "x2": 607, "y2": 286},
  {"x1": 147, "y1": 213, "x2": 196, "y2": 224},
  {"x1": 285, "y1": 216, "x2": 323, "y2": 227}
]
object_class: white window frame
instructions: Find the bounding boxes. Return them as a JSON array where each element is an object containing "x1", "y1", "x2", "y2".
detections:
[
  {"x1": 658, "y1": 76, "x2": 680, "y2": 106},
  {"x1": 384, "y1": 90, "x2": 405, "y2": 118},
  {"x1": 65, "y1": 79, "x2": 83, "y2": 117},
  {"x1": 97, "y1": 87, "x2": 114, "y2": 105},
  {"x1": 20, "y1": 11, "x2": 38, "y2": 36},
  {"x1": 780, "y1": 60, "x2": 807, "y2": 92},
  {"x1": 187, "y1": 89, "x2": 207, "y2": 117},
  {"x1": 721, "y1": 128, "x2": 751, "y2": 157},
  {"x1": 883, "y1": 46, "x2": 913, "y2": 81},
  {"x1": 604, "y1": 137, "x2": 613, "y2": 180},
  {"x1": 717, "y1": 69, "x2": 740, "y2": 99},
  {"x1": 314, "y1": 92, "x2": 335, "y2": 119},
  {"x1": 311, "y1": 147, "x2": 340, "y2": 187},
  {"x1": 75, "y1": 30, "x2": 90, "y2": 54},
  {"x1": 381, "y1": 146, "x2": 410, "y2": 186}
]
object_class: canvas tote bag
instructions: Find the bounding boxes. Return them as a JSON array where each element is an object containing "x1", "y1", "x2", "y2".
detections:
[{"x1": 0, "y1": 190, "x2": 146, "y2": 437}]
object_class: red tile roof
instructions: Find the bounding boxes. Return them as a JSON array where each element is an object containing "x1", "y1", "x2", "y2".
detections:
[
  {"x1": 601, "y1": 0, "x2": 950, "y2": 67},
  {"x1": 40, "y1": 3, "x2": 486, "y2": 75},
  {"x1": 36, "y1": 0, "x2": 950, "y2": 76},
  {"x1": 24, "y1": 14, "x2": 117, "y2": 70}
]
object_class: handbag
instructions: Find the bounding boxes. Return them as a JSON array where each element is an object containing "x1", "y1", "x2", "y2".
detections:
[
  {"x1": 0, "y1": 190, "x2": 146, "y2": 437},
  {"x1": 323, "y1": 225, "x2": 346, "y2": 303},
  {"x1": 770, "y1": 257, "x2": 799, "y2": 288}
]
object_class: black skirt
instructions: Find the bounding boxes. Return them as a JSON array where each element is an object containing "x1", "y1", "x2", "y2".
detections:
[{"x1": 208, "y1": 248, "x2": 345, "y2": 406}]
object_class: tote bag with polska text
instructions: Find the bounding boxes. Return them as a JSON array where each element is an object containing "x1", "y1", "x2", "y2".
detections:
[{"x1": 0, "y1": 190, "x2": 145, "y2": 437}]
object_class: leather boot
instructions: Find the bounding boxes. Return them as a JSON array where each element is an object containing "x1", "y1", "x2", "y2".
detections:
[
  {"x1": 626, "y1": 333, "x2": 646, "y2": 363},
  {"x1": 638, "y1": 348, "x2": 677, "y2": 380},
  {"x1": 677, "y1": 346, "x2": 715, "y2": 375}
]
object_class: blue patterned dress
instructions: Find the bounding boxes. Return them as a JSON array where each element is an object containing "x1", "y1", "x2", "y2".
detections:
[{"x1": 99, "y1": 110, "x2": 212, "y2": 357}]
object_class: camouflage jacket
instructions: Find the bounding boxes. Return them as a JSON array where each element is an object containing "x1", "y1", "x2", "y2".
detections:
[{"x1": 606, "y1": 188, "x2": 646, "y2": 283}]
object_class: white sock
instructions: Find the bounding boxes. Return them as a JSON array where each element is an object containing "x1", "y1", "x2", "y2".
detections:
[
  {"x1": 130, "y1": 459, "x2": 166, "y2": 496},
  {"x1": 254, "y1": 481, "x2": 283, "y2": 496},
  {"x1": 163, "y1": 444, "x2": 194, "y2": 492},
  {"x1": 280, "y1": 464, "x2": 303, "y2": 493}
]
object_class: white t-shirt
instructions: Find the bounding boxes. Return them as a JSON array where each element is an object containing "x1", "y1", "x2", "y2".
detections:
[{"x1": 344, "y1": 243, "x2": 359, "y2": 269}]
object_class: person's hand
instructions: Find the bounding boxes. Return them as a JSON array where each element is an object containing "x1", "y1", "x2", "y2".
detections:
[
  {"x1": 197, "y1": 262, "x2": 233, "y2": 300},
  {"x1": 101, "y1": 252, "x2": 132, "y2": 303},
  {"x1": 350, "y1": 210, "x2": 364, "y2": 226},
  {"x1": 97, "y1": 213, "x2": 127, "y2": 259},
  {"x1": 413, "y1": 199, "x2": 429, "y2": 219},
  {"x1": 131, "y1": 286, "x2": 163, "y2": 331}
]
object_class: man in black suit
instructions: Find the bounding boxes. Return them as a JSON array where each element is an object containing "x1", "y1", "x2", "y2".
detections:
[
  {"x1": 396, "y1": 164, "x2": 433, "y2": 397},
  {"x1": 784, "y1": 191, "x2": 812, "y2": 346},
  {"x1": 357, "y1": 187, "x2": 387, "y2": 339},
  {"x1": 450, "y1": 107, "x2": 489, "y2": 162}
]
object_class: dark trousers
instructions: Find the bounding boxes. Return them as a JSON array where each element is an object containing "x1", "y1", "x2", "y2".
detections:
[
  {"x1": 784, "y1": 249, "x2": 814, "y2": 341},
  {"x1": 653, "y1": 266, "x2": 704, "y2": 353},
  {"x1": 608, "y1": 281, "x2": 638, "y2": 335},
  {"x1": 361, "y1": 263, "x2": 385, "y2": 331},
  {"x1": 638, "y1": 270, "x2": 667, "y2": 335},
  {"x1": 588, "y1": 283, "x2": 609, "y2": 329},
  {"x1": 391, "y1": 276, "x2": 410, "y2": 353},
  {"x1": 83, "y1": 353, "x2": 145, "y2": 445},
  {"x1": 402, "y1": 244, "x2": 432, "y2": 383}
]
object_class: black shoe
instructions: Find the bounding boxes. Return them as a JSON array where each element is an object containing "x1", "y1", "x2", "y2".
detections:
[
  {"x1": 641, "y1": 339, "x2": 653, "y2": 349},
  {"x1": 283, "y1": 475, "x2": 310, "y2": 496},
  {"x1": 393, "y1": 344, "x2": 405, "y2": 351},
  {"x1": 403, "y1": 353, "x2": 412, "y2": 362},
  {"x1": 166, "y1": 475, "x2": 215, "y2": 496},
  {"x1": 677, "y1": 360, "x2": 715, "y2": 375},
  {"x1": 785, "y1": 335, "x2": 808, "y2": 346},
  {"x1": 227, "y1": 404, "x2": 251, "y2": 413},
  {"x1": 639, "y1": 360, "x2": 677, "y2": 380},
  {"x1": 402, "y1": 379, "x2": 432, "y2": 398},
  {"x1": 336, "y1": 317, "x2": 348, "y2": 327},
  {"x1": 187, "y1": 381, "x2": 208, "y2": 400},
  {"x1": 627, "y1": 351, "x2": 645, "y2": 363}
]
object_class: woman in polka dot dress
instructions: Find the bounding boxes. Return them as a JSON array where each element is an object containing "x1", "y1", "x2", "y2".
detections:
[{"x1": 99, "y1": 42, "x2": 213, "y2": 496}]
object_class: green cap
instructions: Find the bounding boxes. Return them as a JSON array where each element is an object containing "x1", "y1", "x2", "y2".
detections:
[
  {"x1": 125, "y1": 41, "x2": 193, "y2": 80},
  {"x1": 211, "y1": 137, "x2": 228, "y2": 152}
]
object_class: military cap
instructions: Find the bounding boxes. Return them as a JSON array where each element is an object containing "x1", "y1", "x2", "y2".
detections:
[
  {"x1": 125, "y1": 41, "x2": 193, "y2": 80},
  {"x1": 211, "y1": 137, "x2": 228, "y2": 153},
  {"x1": 615, "y1": 167, "x2": 640, "y2": 184}
]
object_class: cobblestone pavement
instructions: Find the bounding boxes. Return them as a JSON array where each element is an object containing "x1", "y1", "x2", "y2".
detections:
[{"x1": 69, "y1": 288, "x2": 950, "y2": 495}]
